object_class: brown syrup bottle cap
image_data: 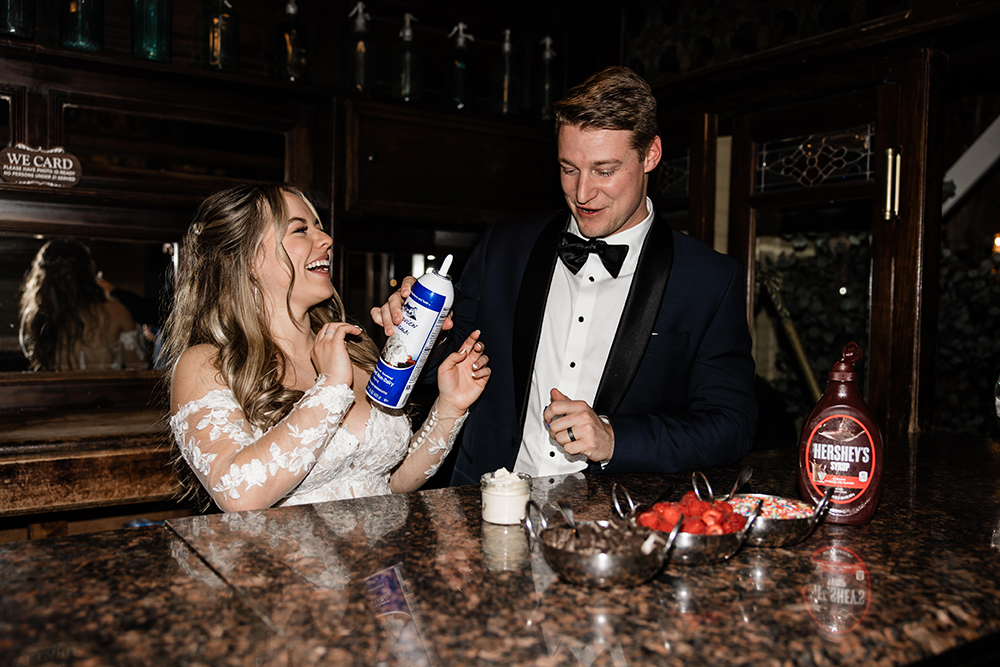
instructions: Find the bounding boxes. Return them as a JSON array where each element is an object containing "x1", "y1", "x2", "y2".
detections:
[{"x1": 829, "y1": 341, "x2": 862, "y2": 382}]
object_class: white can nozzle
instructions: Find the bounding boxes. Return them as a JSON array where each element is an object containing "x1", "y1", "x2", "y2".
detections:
[{"x1": 437, "y1": 254, "x2": 454, "y2": 277}]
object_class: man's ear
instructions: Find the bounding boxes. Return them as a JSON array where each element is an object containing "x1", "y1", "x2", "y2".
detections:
[{"x1": 643, "y1": 136, "x2": 662, "y2": 174}]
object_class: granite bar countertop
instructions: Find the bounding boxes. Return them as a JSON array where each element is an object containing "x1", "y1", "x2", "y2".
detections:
[{"x1": 2, "y1": 432, "x2": 999, "y2": 666}]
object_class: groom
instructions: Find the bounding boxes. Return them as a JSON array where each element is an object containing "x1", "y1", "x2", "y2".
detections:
[{"x1": 374, "y1": 66, "x2": 757, "y2": 485}]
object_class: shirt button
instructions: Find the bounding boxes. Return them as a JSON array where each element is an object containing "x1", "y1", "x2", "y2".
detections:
[
  {"x1": 589, "y1": 276, "x2": 595, "y2": 282},
  {"x1": 549, "y1": 451, "x2": 556, "y2": 457},
  {"x1": 578, "y1": 316, "x2": 584, "y2": 322},
  {"x1": 569, "y1": 362, "x2": 576, "y2": 368}
]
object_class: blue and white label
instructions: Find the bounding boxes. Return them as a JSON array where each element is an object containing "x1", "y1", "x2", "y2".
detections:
[{"x1": 366, "y1": 281, "x2": 448, "y2": 409}]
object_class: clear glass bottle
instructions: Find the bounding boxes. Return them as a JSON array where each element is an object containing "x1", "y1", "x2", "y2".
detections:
[
  {"x1": 994, "y1": 370, "x2": 1000, "y2": 431},
  {"x1": 132, "y1": 0, "x2": 171, "y2": 63},
  {"x1": 277, "y1": 0, "x2": 307, "y2": 82},
  {"x1": 1, "y1": 0, "x2": 35, "y2": 40},
  {"x1": 346, "y1": 1, "x2": 374, "y2": 95},
  {"x1": 448, "y1": 22, "x2": 474, "y2": 110},
  {"x1": 538, "y1": 35, "x2": 556, "y2": 122},
  {"x1": 60, "y1": 0, "x2": 103, "y2": 53},
  {"x1": 491, "y1": 29, "x2": 521, "y2": 116},
  {"x1": 203, "y1": 0, "x2": 239, "y2": 73},
  {"x1": 391, "y1": 12, "x2": 421, "y2": 102}
]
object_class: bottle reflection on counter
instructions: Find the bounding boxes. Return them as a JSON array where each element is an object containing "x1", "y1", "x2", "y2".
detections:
[{"x1": 802, "y1": 534, "x2": 872, "y2": 635}]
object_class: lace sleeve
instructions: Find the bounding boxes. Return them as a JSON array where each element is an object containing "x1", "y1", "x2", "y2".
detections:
[
  {"x1": 169, "y1": 374, "x2": 355, "y2": 511},
  {"x1": 389, "y1": 401, "x2": 468, "y2": 493}
]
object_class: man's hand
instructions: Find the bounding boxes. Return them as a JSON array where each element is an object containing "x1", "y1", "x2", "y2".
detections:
[
  {"x1": 543, "y1": 387, "x2": 614, "y2": 463},
  {"x1": 370, "y1": 275, "x2": 454, "y2": 337}
]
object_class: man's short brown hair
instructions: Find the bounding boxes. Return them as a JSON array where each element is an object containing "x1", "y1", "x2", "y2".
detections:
[{"x1": 553, "y1": 66, "x2": 659, "y2": 159}]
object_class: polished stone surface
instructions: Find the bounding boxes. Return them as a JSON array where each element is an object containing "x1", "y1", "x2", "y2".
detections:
[{"x1": 2, "y1": 433, "x2": 999, "y2": 666}]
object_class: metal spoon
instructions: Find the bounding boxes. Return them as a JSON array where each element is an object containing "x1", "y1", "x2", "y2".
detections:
[
  {"x1": 556, "y1": 500, "x2": 578, "y2": 538},
  {"x1": 723, "y1": 465, "x2": 754, "y2": 502}
]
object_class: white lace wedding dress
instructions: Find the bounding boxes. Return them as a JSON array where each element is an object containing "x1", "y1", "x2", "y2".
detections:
[{"x1": 169, "y1": 374, "x2": 464, "y2": 509}]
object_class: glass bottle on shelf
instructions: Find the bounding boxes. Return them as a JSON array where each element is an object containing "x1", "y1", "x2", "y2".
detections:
[
  {"x1": 203, "y1": 0, "x2": 239, "y2": 73},
  {"x1": 994, "y1": 370, "x2": 1000, "y2": 431},
  {"x1": 448, "y1": 22, "x2": 474, "y2": 110},
  {"x1": 277, "y1": 0, "x2": 307, "y2": 82},
  {"x1": 491, "y1": 29, "x2": 521, "y2": 116},
  {"x1": 538, "y1": 35, "x2": 556, "y2": 122},
  {"x1": 346, "y1": 1, "x2": 374, "y2": 95},
  {"x1": 1, "y1": 0, "x2": 35, "y2": 40},
  {"x1": 132, "y1": 0, "x2": 171, "y2": 63},
  {"x1": 60, "y1": 0, "x2": 103, "y2": 53},
  {"x1": 391, "y1": 12, "x2": 421, "y2": 102}
]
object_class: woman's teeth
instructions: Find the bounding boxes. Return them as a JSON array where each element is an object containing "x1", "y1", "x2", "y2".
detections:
[{"x1": 305, "y1": 259, "x2": 330, "y2": 272}]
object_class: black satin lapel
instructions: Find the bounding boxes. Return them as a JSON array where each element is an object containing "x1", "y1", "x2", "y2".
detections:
[
  {"x1": 594, "y1": 218, "x2": 674, "y2": 414},
  {"x1": 513, "y1": 212, "x2": 567, "y2": 428}
]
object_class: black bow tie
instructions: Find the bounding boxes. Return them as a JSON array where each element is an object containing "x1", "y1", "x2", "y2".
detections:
[{"x1": 557, "y1": 232, "x2": 628, "y2": 278}]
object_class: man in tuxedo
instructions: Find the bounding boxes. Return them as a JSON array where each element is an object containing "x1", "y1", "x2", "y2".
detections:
[{"x1": 373, "y1": 66, "x2": 756, "y2": 486}]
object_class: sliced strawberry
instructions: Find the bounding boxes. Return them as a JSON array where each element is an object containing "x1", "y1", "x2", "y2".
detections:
[{"x1": 701, "y1": 508, "x2": 723, "y2": 526}]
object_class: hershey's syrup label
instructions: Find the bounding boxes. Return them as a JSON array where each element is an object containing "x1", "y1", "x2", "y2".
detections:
[{"x1": 803, "y1": 414, "x2": 876, "y2": 504}]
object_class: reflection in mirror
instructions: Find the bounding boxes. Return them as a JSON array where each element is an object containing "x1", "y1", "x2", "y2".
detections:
[
  {"x1": 0, "y1": 234, "x2": 174, "y2": 373},
  {"x1": 0, "y1": 96, "x2": 9, "y2": 148},
  {"x1": 753, "y1": 200, "x2": 873, "y2": 426}
]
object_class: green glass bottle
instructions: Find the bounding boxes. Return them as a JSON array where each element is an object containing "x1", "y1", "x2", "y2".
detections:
[
  {"x1": 448, "y1": 22, "x2": 474, "y2": 110},
  {"x1": 277, "y1": 0, "x2": 307, "y2": 82},
  {"x1": 391, "y1": 13, "x2": 422, "y2": 102},
  {"x1": 203, "y1": 0, "x2": 239, "y2": 73},
  {"x1": 1, "y1": 0, "x2": 35, "y2": 40},
  {"x1": 60, "y1": 0, "x2": 103, "y2": 53},
  {"x1": 132, "y1": 0, "x2": 171, "y2": 63}
]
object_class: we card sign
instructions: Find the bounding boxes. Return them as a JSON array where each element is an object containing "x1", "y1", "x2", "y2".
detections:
[{"x1": 1, "y1": 144, "x2": 81, "y2": 187}]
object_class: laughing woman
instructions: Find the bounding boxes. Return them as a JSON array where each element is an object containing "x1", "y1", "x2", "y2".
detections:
[{"x1": 161, "y1": 184, "x2": 489, "y2": 512}]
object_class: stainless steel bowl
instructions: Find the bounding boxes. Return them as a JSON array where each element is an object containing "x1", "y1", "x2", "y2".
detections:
[
  {"x1": 612, "y1": 484, "x2": 762, "y2": 565},
  {"x1": 731, "y1": 487, "x2": 834, "y2": 547},
  {"x1": 524, "y1": 501, "x2": 681, "y2": 588}
]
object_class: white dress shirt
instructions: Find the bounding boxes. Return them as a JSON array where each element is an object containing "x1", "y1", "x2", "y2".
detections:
[{"x1": 514, "y1": 199, "x2": 655, "y2": 476}]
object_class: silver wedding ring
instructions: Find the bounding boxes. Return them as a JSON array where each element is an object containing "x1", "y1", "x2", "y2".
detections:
[{"x1": 567, "y1": 426, "x2": 576, "y2": 442}]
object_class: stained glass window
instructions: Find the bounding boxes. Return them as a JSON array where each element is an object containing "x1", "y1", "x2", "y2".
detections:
[{"x1": 756, "y1": 124, "x2": 874, "y2": 193}]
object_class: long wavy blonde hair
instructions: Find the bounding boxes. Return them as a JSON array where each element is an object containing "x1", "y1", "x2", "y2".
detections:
[
  {"x1": 161, "y1": 183, "x2": 379, "y2": 431},
  {"x1": 19, "y1": 239, "x2": 111, "y2": 371}
]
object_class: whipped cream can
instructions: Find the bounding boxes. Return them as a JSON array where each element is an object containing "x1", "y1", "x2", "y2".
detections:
[{"x1": 366, "y1": 255, "x2": 454, "y2": 409}]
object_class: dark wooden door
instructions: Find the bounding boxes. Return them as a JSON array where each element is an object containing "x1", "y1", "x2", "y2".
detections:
[{"x1": 728, "y1": 50, "x2": 946, "y2": 442}]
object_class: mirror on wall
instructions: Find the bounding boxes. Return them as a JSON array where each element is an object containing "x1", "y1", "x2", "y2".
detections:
[
  {"x1": 0, "y1": 233, "x2": 174, "y2": 373},
  {"x1": 1, "y1": 96, "x2": 10, "y2": 148}
]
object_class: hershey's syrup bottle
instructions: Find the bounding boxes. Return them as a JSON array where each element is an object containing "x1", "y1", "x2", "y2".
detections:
[{"x1": 798, "y1": 342, "x2": 883, "y2": 525}]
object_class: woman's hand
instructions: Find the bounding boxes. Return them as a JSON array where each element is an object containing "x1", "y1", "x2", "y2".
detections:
[
  {"x1": 311, "y1": 322, "x2": 362, "y2": 388},
  {"x1": 436, "y1": 330, "x2": 490, "y2": 418},
  {"x1": 370, "y1": 276, "x2": 453, "y2": 338}
]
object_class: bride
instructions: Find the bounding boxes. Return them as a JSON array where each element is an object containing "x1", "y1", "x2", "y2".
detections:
[{"x1": 162, "y1": 184, "x2": 489, "y2": 512}]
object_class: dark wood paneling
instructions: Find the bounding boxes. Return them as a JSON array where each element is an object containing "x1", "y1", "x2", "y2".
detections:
[
  {"x1": 344, "y1": 99, "x2": 561, "y2": 224},
  {"x1": 687, "y1": 113, "x2": 717, "y2": 248},
  {"x1": 0, "y1": 372, "x2": 164, "y2": 413},
  {"x1": 0, "y1": 408, "x2": 176, "y2": 517},
  {"x1": 886, "y1": 49, "x2": 946, "y2": 438}
]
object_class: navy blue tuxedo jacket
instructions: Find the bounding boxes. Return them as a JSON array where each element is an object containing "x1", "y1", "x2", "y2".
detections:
[{"x1": 437, "y1": 209, "x2": 757, "y2": 486}]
